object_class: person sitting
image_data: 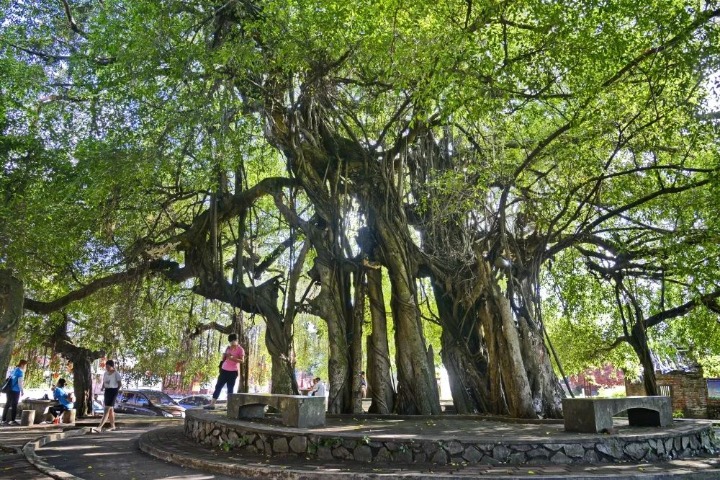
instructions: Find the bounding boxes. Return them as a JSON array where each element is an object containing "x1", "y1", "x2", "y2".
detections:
[
  {"x1": 48, "y1": 378, "x2": 74, "y2": 423},
  {"x1": 308, "y1": 377, "x2": 326, "y2": 397}
]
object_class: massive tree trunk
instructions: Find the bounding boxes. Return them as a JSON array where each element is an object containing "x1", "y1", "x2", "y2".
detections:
[
  {"x1": 431, "y1": 271, "x2": 492, "y2": 414},
  {"x1": 0, "y1": 270, "x2": 24, "y2": 380},
  {"x1": 350, "y1": 269, "x2": 365, "y2": 414},
  {"x1": 308, "y1": 256, "x2": 353, "y2": 412},
  {"x1": 371, "y1": 209, "x2": 440, "y2": 415},
  {"x1": 514, "y1": 275, "x2": 564, "y2": 417},
  {"x1": 629, "y1": 321, "x2": 658, "y2": 396},
  {"x1": 486, "y1": 284, "x2": 537, "y2": 418},
  {"x1": 70, "y1": 354, "x2": 95, "y2": 418},
  {"x1": 366, "y1": 267, "x2": 394, "y2": 414},
  {"x1": 48, "y1": 314, "x2": 104, "y2": 418}
]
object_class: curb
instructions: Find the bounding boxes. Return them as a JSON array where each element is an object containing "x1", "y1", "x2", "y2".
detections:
[{"x1": 22, "y1": 427, "x2": 91, "y2": 480}]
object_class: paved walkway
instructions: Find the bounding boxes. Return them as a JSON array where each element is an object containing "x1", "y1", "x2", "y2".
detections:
[{"x1": 1, "y1": 416, "x2": 720, "y2": 479}]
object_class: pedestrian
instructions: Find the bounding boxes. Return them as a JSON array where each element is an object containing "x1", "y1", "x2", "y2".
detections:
[
  {"x1": 205, "y1": 333, "x2": 244, "y2": 410},
  {"x1": 95, "y1": 359, "x2": 122, "y2": 432},
  {"x1": 308, "y1": 377, "x2": 326, "y2": 397},
  {"x1": 48, "y1": 378, "x2": 74, "y2": 424},
  {"x1": 359, "y1": 371, "x2": 367, "y2": 398},
  {"x1": 1, "y1": 359, "x2": 27, "y2": 426}
]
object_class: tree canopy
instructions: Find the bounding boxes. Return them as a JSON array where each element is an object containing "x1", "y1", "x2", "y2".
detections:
[{"x1": 2, "y1": 0, "x2": 720, "y2": 417}]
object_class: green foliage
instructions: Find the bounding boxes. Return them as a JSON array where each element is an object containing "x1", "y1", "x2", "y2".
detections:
[{"x1": 2, "y1": 0, "x2": 720, "y2": 402}]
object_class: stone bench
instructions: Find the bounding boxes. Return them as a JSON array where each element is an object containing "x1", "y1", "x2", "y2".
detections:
[
  {"x1": 227, "y1": 393, "x2": 326, "y2": 428},
  {"x1": 562, "y1": 396, "x2": 672, "y2": 433},
  {"x1": 19, "y1": 399, "x2": 59, "y2": 424}
]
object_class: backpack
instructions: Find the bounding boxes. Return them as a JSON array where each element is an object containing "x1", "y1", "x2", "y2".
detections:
[{"x1": 1, "y1": 376, "x2": 11, "y2": 394}]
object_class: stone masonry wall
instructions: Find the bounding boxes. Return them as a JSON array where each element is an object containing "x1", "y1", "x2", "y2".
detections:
[{"x1": 184, "y1": 413, "x2": 716, "y2": 467}]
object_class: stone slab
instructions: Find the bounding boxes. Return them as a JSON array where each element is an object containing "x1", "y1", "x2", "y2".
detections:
[
  {"x1": 227, "y1": 393, "x2": 326, "y2": 428},
  {"x1": 563, "y1": 396, "x2": 672, "y2": 433}
]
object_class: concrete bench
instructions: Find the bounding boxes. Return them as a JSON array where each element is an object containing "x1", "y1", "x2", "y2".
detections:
[
  {"x1": 562, "y1": 396, "x2": 672, "y2": 433},
  {"x1": 227, "y1": 393, "x2": 326, "y2": 428},
  {"x1": 19, "y1": 399, "x2": 59, "y2": 424}
]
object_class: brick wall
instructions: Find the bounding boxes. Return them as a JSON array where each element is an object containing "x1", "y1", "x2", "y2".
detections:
[{"x1": 625, "y1": 371, "x2": 708, "y2": 418}]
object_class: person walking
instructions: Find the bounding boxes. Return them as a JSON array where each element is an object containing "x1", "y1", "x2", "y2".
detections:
[
  {"x1": 48, "y1": 378, "x2": 74, "y2": 424},
  {"x1": 205, "y1": 334, "x2": 244, "y2": 410},
  {"x1": 96, "y1": 360, "x2": 122, "y2": 432},
  {"x1": 1, "y1": 359, "x2": 27, "y2": 426}
]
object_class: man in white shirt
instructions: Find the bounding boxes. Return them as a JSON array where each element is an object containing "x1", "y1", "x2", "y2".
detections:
[{"x1": 309, "y1": 377, "x2": 326, "y2": 397}]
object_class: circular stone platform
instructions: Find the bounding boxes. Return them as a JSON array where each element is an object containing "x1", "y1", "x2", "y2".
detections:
[{"x1": 184, "y1": 410, "x2": 717, "y2": 466}]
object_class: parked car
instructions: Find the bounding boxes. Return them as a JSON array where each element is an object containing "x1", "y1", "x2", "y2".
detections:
[
  {"x1": 92, "y1": 399, "x2": 105, "y2": 415},
  {"x1": 114, "y1": 389, "x2": 185, "y2": 418},
  {"x1": 177, "y1": 394, "x2": 226, "y2": 409}
]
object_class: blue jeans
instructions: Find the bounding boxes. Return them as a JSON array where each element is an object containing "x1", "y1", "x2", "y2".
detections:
[
  {"x1": 2, "y1": 390, "x2": 20, "y2": 422},
  {"x1": 212, "y1": 369, "x2": 238, "y2": 400}
]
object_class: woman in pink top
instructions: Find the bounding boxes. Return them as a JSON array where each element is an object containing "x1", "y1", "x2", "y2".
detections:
[{"x1": 205, "y1": 333, "x2": 244, "y2": 409}]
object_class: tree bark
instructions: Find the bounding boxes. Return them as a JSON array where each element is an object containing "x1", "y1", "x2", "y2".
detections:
[
  {"x1": 47, "y1": 315, "x2": 104, "y2": 418},
  {"x1": 490, "y1": 286, "x2": 537, "y2": 418},
  {"x1": 372, "y1": 213, "x2": 440, "y2": 415},
  {"x1": 432, "y1": 276, "x2": 491, "y2": 414},
  {"x1": 629, "y1": 321, "x2": 658, "y2": 396},
  {"x1": 308, "y1": 257, "x2": 353, "y2": 413},
  {"x1": 70, "y1": 354, "x2": 95, "y2": 418},
  {"x1": 350, "y1": 269, "x2": 365, "y2": 414},
  {"x1": 0, "y1": 270, "x2": 24, "y2": 381},
  {"x1": 366, "y1": 267, "x2": 394, "y2": 414}
]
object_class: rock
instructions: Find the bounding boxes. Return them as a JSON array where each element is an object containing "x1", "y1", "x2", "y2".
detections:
[
  {"x1": 480, "y1": 455, "x2": 501, "y2": 465},
  {"x1": 431, "y1": 449, "x2": 448, "y2": 465},
  {"x1": 492, "y1": 445, "x2": 510, "y2": 462},
  {"x1": 354, "y1": 445, "x2": 372, "y2": 462},
  {"x1": 375, "y1": 447, "x2": 392, "y2": 462},
  {"x1": 385, "y1": 441, "x2": 399, "y2": 452},
  {"x1": 228, "y1": 431, "x2": 239, "y2": 442},
  {"x1": 342, "y1": 438, "x2": 357, "y2": 450},
  {"x1": 527, "y1": 448, "x2": 550, "y2": 459},
  {"x1": 665, "y1": 438, "x2": 674, "y2": 453},
  {"x1": 394, "y1": 449, "x2": 413, "y2": 463},
  {"x1": 463, "y1": 447, "x2": 483, "y2": 464},
  {"x1": 682, "y1": 436, "x2": 690, "y2": 450},
  {"x1": 273, "y1": 437, "x2": 289, "y2": 453},
  {"x1": 583, "y1": 450, "x2": 599, "y2": 463},
  {"x1": 596, "y1": 440, "x2": 623, "y2": 459},
  {"x1": 655, "y1": 439, "x2": 665, "y2": 456},
  {"x1": 317, "y1": 446, "x2": 334, "y2": 460},
  {"x1": 623, "y1": 443, "x2": 648, "y2": 461},
  {"x1": 413, "y1": 452, "x2": 427, "y2": 463},
  {"x1": 332, "y1": 446, "x2": 353, "y2": 460},
  {"x1": 422, "y1": 442, "x2": 439, "y2": 455},
  {"x1": 543, "y1": 444, "x2": 564, "y2": 452},
  {"x1": 445, "y1": 440, "x2": 464, "y2": 455},
  {"x1": 551, "y1": 452, "x2": 573, "y2": 464},
  {"x1": 508, "y1": 452, "x2": 526, "y2": 465},
  {"x1": 563, "y1": 443, "x2": 585, "y2": 458},
  {"x1": 289, "y1": 436, "x2": 308, "y2": 453}
]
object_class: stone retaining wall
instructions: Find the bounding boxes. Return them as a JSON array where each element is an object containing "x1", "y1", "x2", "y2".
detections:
[{"x1": 184, "y1": 411, "x2": 716, "y2": 466}]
